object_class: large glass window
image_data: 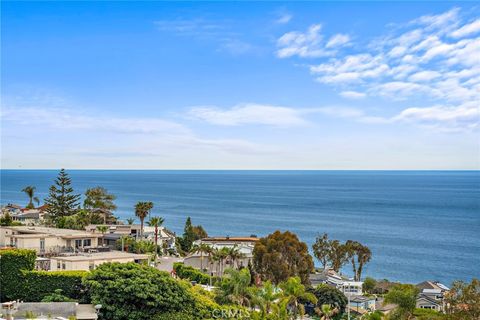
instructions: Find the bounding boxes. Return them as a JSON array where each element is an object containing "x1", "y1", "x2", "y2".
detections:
[
  {"x1": 75, "y1": 239, "x2": 82, "y2": 248},
  {"x1": 83, "y1": 239, "x2": 91, "y2": 247}
]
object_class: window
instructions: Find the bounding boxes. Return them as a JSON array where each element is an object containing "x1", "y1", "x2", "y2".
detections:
[
  {"x1": 75, "y1": 240, "x2": 82, "y2": 248},
  {"x1": 62, "y1": 262, "x2": 66, "y2": 270},
  {"x1": 83, "y1": 239, "x2": 91, "y2": 247},
  {"x1": 57, "y1": 262, "x2": 61, "y2": 269},
  {"x1": 40, "y1": 238, "x2": 45, "y2": 251}
]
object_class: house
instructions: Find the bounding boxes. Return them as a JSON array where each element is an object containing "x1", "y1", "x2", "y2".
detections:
[
  {"x1": 309, "y1": 268, "x2": 363, "y2": 296},
  {"x1": 49, "y1": 250, "x2": 150, "y2": 271},
  {"x1": 84, "y1": 224, "x2": 176, "y2": 250},
  {"x1": 184, "y1": 236, "x2": 259, "y2": 274},
  {"x1": 416, "y1": 281, "x2": 449, "y2": 312},
  {"x1": 11, "y1": 210, "x2": 42, "y2": 225},
  {"x1": 0, "y1": 226, "x2": 101, "y2": 256},
  {"x1": 1, "y1": 301, "x2": 98, "y2": 320},
  {"x1": 348, "y1": 295, "x2": 376, "y2": 312}
]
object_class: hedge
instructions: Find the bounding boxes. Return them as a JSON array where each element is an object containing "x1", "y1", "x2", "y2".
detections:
[
  {"x1": 173, "y1": 262, "x2": 211, "y2": 285},
  {"x1": 0, "y1": 249, "x2": 36, "y2": 301},
  {"x1": 21, "y1": 270, "x2": 89, "y2": 302},
  {"x1": 0, "y1": 249, "x2": 88, "y2": 302}
]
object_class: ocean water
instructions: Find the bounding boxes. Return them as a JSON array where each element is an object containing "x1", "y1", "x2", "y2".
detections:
[{"x1": 1, "y1": 170, "x2": 479, "y2": 285}]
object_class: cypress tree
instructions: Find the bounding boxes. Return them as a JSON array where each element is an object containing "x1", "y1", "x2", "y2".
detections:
[{"x1": 44, "y1": 169, "x2": 80, "y2": 223}]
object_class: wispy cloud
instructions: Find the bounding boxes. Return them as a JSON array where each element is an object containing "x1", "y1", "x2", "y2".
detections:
[
  {"x1": 279, "y1": 7, "x2": 480, "y2": 132},
  {"x1": 188, "y1": 103, "x2": 309, "y2": 127}
]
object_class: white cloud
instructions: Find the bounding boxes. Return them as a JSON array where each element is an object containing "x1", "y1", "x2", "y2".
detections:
[
  {"x1": 276, "y1": 13, "x2": 292, "y2": 24},
  {"x1": 408, "y1": 70, "x2": 442, "y2": 82},
  {"x1": 340, "y1": 91, "x2": 367, "y2": 99},
  {"x1": 188, "y1": 103, "x2": 309, "y2": 127},
  {"x1": 326, "y1": 34, "x2": 350, "y2": 48},
  {"x1": 450, "y1": 19, "x2": 480, "y2": 38},
  {"x1": 276, "y1": 24, "x2": 327, "y2": 58}
]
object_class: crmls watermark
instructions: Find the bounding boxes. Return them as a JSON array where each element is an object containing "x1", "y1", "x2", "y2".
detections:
[{"x1": 211, "y1": 308, "x2": 251, "y2": 319}]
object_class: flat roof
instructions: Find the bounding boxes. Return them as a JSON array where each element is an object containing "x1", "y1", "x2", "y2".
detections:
[
  {"x1": 50, "y1": 250, "x2": 149, "y2": 262},
  {"x1": 2, "y1": 226, "x2": 101, "y2": 238},
  {"x1": 201, "y1": 237, "x2": 259, "y2": 242}
]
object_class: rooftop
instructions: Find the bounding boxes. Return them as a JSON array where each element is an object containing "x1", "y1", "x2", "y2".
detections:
[
  {"x1": 3, "y1": 226, "x2": 101, "y2": 238},
  {"x1": 201, "y1": 237, "x2": 259, "y2": 242},
  {"x1": 51, "y1": 250, "x2": 149, "y2": 262}
]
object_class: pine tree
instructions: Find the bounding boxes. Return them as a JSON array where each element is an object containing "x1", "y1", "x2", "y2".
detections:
[{"x1": 44, "y1": 169, "x2": 81, "y2": 224}]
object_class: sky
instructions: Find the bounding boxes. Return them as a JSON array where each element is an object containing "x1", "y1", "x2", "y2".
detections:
[{"x1": 1, "y1": 1, "x2": 479, "y2": 170}]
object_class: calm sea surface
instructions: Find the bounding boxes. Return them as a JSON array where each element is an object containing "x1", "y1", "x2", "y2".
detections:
[{"x1": 1, "y1": 170, "x2": 479, "y2": 284}]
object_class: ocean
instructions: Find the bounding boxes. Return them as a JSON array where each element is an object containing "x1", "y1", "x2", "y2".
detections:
[{"x1": 1, "y1": 170, "x2": 479, "y2": 285}]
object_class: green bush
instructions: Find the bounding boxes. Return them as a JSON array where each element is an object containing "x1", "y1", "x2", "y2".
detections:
[
  {"x1": 21, "y1": 270, "x2": 88, "y2": 302},
  {"x1": 173, "y1": 262, "x2": 211, "y2": 285},
  {"x1": 0, "y1": 249, "x2": 36, "y2": 301},
  {"x1": 0, "y1": 249, "x2": 88, "y2": 302},
  {"x1": 84, "y1": 262, "x2": 197, "y2": 320},
  {"x1": 153, "y1": 312, "x2": 196, "y2": 320}
]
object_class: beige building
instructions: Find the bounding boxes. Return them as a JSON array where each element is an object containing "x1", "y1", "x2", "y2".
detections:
[
  {"x1": 49, "y1": 250, "x2": 150, "y2": 271},
  {"x1": 0, "y1": 226, "x2": 101, "y2": 255}
]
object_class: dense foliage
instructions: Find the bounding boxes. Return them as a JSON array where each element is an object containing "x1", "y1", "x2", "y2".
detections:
[
  {"x1": 177, "y1": 216, "x2": 208, "y2": 253},
  {"x1": 445, "y1": 278, "x2": 480, "y2": 320},
  {"x1": 174, "y1": 262, "x2": 212, "y2": 285},
  {"x1": 253, "y1": 230, "x2": 314, "y2": 284},
  {"x1": 0, "y1": 249, "x2": 86, "y2": 302},
  {"x1": 0, "y1": 249, "x2": 36, "y2": 301},
  {"x1": 384, "y1": 284, "x2": 419, "y2": 320},
  {"x1": 307, "y1": 284, "x2": 347, "y2": 318},
  {"x1": 83, "y1": 262, "x2": 197, "y2": 320},
  {"x1": 84, "y1": 186, "x2": 118, "y2": 224},
  {"x1": 44, "y1": 169, "x2": 81, "y2": 225}
]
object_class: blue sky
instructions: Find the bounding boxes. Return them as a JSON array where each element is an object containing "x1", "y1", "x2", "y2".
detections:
[{"x1": 1, "y1": 1, "x2": 479, "y2": 169}]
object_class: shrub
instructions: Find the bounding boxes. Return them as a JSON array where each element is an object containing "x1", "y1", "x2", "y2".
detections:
[
  {"x1": 0, "y1": 249, "x2": 36, "y2": 300},
  {"x1": 84, "y1": 262, "x2": 197, "y2": 320},
  {"x1": 21, "y1": 270, "x2": 88, "y2": 302},
  {"x1": 0, "y1": 249, "x2": 88, "y2": 302},
  {"x1": 306, "y1": 284, "x2": 348, "y2": 318},
  {"x1": 173, "y1": 262, "x2": 211, "y2": 285}
]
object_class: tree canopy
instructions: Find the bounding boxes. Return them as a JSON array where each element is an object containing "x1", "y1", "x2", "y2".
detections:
[
  {"x1": 253, "y1": 230, "x2": 314, "y2": 285},
  {"x1": 44, "y1": 169, "x2": 81, "y2": 224}
]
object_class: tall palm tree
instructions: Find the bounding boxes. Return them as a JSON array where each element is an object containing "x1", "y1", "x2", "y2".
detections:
[
  {"x1": 228, "y1": 245, "x2": 245, "y2": 269},
  {"x1": 96, "y1": 225, "x2": 109, "y2": 247},
  {"x1": 279, "y1": 277, "x2": 317, "y2": 319},
  {"x1": 134, "y1": 201, "x2": 153, "y2": 239},
  {"x1": 126, "y1": 218, "x2": 135, "y2": 225},
  {"x1": 219, "y1": 268, "x2": 252, "y2": 307},
  {"x1": 219, "y1": 247, "x2": 230, "y2": 277},
  {"x1": 22, "y1": 186, "x2": 40, "y2": 209},
  {"x1": 147, "y1": 216, "x2": 164, "y2": 247}
]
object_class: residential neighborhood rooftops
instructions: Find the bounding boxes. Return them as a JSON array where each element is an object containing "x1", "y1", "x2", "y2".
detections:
[
  {"x1": 200, "y1": 236, "x2": 259, "y2": 242},
  {"x1": 416, "y1": 281, "x2": 449, "y2": 291},
  {"x1": 2, "y1": 226, "x2": 101, "y2": 238},
  {"x1": 51, "y1": 250, "x2": 149, "y2": 262}
]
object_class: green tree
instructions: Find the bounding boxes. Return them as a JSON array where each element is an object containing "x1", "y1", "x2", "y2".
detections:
[
  {"x1": 326, "y1": 240, "x2": 349, "y2": 273},
  {"x1": 126, "y1": 217, "x2": 135, "y2": 225},
  {"x1": 134, "y1": 201, "x2": 153, "y2": 239},
  {"x1": 346, "y1": 240, "x2": 372, "y2": 281},
  {"x1": 249, "y1": 280, "x2": 281, "y2": 318},
  {"x1": 312, "y1": 233, "x2": 330, "y2": 270},
  {"x1": 445, "y1": 278, "x2": 480, "y2": 320},
  {"x1": 309, "y1": 285, "x2": 347, "y2": 318},
  {"x1": 216, "y1": 268, "x2": 252, "y2": 307},
  {"x1": 318, "y1": 304, "x2": 337, "y2": 320},
  {"x1": 190, "y1": 243, "x2": 212, "y2": 272},
  {"x1": 363, "y1": 277, "x2": 377, "y2": 294},
  {"x1": 0, "y1": 212, "x2": 22, "y2": 226},
  {"x1": 83, "y1": 262, "x2": 196, "y2": 320},
  {"x1": 384, "y1": 284, "x2": 419, "y2": 320},
  {"x1": 96, "y1": 225, "x2": 109, "y2": 246},
  {"x1": 279, "y1": 276, "x2": 317, "y2": 319},
  {"x1": 44, "y1": 169, "x2": 81, "y2": 225},
  {"x1": 41, "y1": 289, "x2": 75, "y2": 302},
  {"x1": 253, "y1": 230, "x2": 314, "y2": 285},
  {"x1": 22, "y1": 186, "x2": 40, "y2": 209},
  {"x1": 84, "y1": 187, "x2": 117, "y2": 224}
]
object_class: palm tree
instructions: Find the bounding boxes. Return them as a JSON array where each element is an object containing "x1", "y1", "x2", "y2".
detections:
[
  {"x1": 191, "y1": 243, "x2": 212, "y2": 272},
  {"x1": 249, "y1": 280, "x2": 281, "y2": 318},
  {"x1": 219, "y1": 247, "x2": 230, "y2": 277},
  {"x1": 22, "y1": 186, "x2": 40, "y2": 209},
  {"x1": 219, "y1": 268, "x2": 252, "y2": 307},
  {"x1": 279, "y1": 277, "x2": 317, "y2": 319},
  {"x1": 96, "y1": 225, "x2": 109, "y2": 247},
  {"x1": 134, "y1": 201, "x2": 153, "y2": 239},
  {"x1": 228, "y1": 245, "x2": 245, "y2": 269},
  {"x1": 318, "y1": 304, "x2": 338, "y2": 320},
  {"x1": 147, "y1": 216, "x2": 164, "y2": 247},
  {"x1": 126, "y1": 218, "x2": 135, "y2": 225}
]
